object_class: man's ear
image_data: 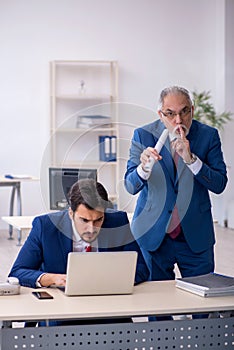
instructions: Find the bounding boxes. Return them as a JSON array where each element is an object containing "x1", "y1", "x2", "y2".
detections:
[
  {"x1": 191, "y1": 105, "x2": 194, "y2": 117},
  {"x1": 68, "y1": 207, "x2": 73, "y2": 220},
  {"x1": 158, "y1": 110, "x2": 163, "y2": 121}
]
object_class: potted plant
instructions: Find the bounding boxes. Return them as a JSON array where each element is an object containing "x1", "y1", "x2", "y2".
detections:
[
  {"x1": 192, "y1": 90, "x2": 233, "y2": 228},
  {"x1": 192, "y1": 90, "x2": 232, "y2": 130}
]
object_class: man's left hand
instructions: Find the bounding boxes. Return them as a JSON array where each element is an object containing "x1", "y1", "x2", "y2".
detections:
[{"x1": 171, "y1": 125, "x2": 193, "y2": 163}]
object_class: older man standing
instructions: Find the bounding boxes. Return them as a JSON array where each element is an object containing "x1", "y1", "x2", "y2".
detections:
[{"x1": 125, "y1": 86, "x2": 227, "y2": 282}]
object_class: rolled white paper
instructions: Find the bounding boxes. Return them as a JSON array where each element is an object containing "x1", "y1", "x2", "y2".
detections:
[{"x1": 144, "y1": 129, "x2": 169, "y2": 172}]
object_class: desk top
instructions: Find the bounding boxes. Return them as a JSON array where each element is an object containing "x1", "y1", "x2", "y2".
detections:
[
  {"x1": 1, "y1": 216, "x2": 34, "y2": 230},
  {"x1": 0, "y1": 176, "x2": 39, "y2": 184},
  {"x1": 0, "y1": 281, "x2": 233, "y2": 322}
]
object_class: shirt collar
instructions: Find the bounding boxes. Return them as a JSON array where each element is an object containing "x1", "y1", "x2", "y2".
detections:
[
  {"x1": 71, "y1": 220, "x2": 82, "y2": 242},
  {"x1": 71, "y1": 219, "x2": 98, "y2": 249}
]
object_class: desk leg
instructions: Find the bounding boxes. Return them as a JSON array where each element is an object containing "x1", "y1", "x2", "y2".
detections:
[
  {"x1": 8, "y1": 187, "x2": 16, "y2": 240},
  {"x1": 16, "y1": 184, "x2": 22, "y2": 246},
  {"x1": 16, "y1": 229, "x2": 22, "y2": 246},
  {"x1": 8, "y1": 183, "x2": 22, "y2": 243},
  {"x1": 16, "y1": 183, "x2": 22, "y2": 216}
]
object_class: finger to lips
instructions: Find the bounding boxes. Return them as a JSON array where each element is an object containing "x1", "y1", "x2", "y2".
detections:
[{"x1": 179, "y1": 126, "x2": 186, "y2": 140}]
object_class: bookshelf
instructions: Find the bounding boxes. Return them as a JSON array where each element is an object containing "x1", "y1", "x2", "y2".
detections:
[{"x1": 50, "y1": 60, "x2": 119, "y2": 207}]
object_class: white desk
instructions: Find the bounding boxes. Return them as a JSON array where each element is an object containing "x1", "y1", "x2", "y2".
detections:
[
  {"x1": 0, "y1": 176, "x2": 38, "y2": 244},
  {"x1": 0, "y1": 281, "x2": 233, "y2": 349},
  {"x1": 0, "y1": 177, "x2": 22, "y2": 220},
  {"x1": 1, "y1": 216, "x2": 34, "y2": 245}
]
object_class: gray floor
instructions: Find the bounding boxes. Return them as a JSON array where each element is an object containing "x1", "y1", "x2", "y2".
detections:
[{"x1": 1, "y1": 224, "x2": 234, "y2": 282}]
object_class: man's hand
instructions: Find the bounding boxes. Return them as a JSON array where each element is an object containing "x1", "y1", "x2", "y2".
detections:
[
  {"x1": 140, "y1": 147, "x2": 162, "y2": 172},
  {"x1": 39, "y1": 273, "x2": 66, "y2": 287},
  {"x1": 171, "y1": 126, "x2": 192, "y2": 163}
]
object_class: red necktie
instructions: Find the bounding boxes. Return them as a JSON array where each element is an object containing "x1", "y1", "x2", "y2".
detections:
[
  {"x1": 85, "y1": 245, "x2": 92, "y2": 252},
  {"x1": 167, "y1": 151, "x2": 181, "y2": 239},
  {"x1": 167, "y1": 206, "x2": 181, "y2": 239}
]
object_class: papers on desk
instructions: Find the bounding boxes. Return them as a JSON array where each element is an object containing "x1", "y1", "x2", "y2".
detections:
[
  {"x1": 5, "y1": 174, "x2": 33, "y2": 179},
  {"x1": 175, "y1": 272, "x2": 234, "y2": 297}
]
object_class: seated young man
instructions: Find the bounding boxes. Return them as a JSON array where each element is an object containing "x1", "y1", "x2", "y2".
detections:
[{"x1": 9, "y1": 179, "x2": 149, "y2": 325}]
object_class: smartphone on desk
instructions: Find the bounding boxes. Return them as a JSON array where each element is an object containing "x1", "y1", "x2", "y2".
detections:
[{"x1": 32, "y1": 291, "x2": 54, "y2": 300}]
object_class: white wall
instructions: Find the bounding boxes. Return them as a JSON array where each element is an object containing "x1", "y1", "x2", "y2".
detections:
[
  {"x1": 223, "y1": 0, "x2": 234, "y2": 226},
  {"x1": 0, "y1": 0, "x2": 233, "y2": 228}
]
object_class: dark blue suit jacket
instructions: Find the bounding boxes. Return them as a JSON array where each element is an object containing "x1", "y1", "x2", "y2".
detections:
[
  {"x1": 124, "y1": 119, "x2": 227, "y2": 253},
  {"x1": 9, "y1": 209, "x2": 149, "y2": 287}
]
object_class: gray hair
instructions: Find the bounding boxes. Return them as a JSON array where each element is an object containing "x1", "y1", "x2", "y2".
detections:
[{"x1": 158, "y1": 86, "x2": 193, "y2": 109}]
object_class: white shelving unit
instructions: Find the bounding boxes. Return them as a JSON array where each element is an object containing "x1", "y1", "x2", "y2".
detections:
[{"x1": 50, "y1": 60, "x2": 119, "y2": 207}]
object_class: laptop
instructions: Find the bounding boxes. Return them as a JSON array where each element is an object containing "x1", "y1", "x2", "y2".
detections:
[{"x1": 63, "y1": 251, "x2": 137, "y2": 296}]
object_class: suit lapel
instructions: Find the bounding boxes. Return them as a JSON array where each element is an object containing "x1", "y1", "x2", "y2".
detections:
[
  {"x1": 151, "y1": 124, "x2": 175, "y2": 184},
  {"x1": 56, "y1": 212, "x2": 73, "y2": 266},
  {"x1": 174, "y1": 156, "x2": 186, "y2": 185},
  {"x1": 161, "y1": 139, "x2": 175, "y2": 184}
]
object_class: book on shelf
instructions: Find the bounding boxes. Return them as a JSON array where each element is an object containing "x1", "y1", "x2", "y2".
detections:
[
  {"x1": 76, "y1": 115, "x2": 111, "y2": 128},
  {"x1": 77, "y1": 122, "x2": 112, "y2": 129},
  {"x1": 99, "y1": 135, "x2": 116, "y2": 162},
  {"x1": 175, "y1": 272, "x2": 234, "y2": 297}
]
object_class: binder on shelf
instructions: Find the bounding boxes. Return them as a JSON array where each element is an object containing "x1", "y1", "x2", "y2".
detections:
[
  {"x1": 110, "y1": 136, "x2": 117, "y2": 161},
  {"x1": 99, "y1": 136, "x2": 117, "y2": 162}
]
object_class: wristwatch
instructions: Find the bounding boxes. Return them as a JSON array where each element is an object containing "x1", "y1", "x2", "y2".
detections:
[{"x1": 184, "y1": 153, "x2": 197, "y2": 165}]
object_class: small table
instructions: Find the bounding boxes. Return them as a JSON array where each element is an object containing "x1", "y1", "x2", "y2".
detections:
[
  {"x1": 1, "y1": 216, "x2": 34, "y2": 246},
  {"x1": 0, "y1": 176, "x2": 38, "y2": 243}
]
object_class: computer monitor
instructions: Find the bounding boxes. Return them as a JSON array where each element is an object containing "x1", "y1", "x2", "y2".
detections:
[{"x1": 49, "y1": 167, "x2": 97, "y2": 210}]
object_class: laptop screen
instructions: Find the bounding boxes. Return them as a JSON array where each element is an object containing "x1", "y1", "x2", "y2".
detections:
[{"x1": 64, "y1": 251, "x2": 137, "y2": 296}]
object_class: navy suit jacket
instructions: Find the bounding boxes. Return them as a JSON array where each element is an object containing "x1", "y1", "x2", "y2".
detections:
[
  {"x1": 9, "y1": 209, "x2": 149, "y2": 287},
  {"x1": 124, "y1": 119, "x2": 227, "y2": 253}
]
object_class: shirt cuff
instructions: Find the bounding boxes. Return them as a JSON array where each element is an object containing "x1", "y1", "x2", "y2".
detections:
[
  {"x1": 137, "y1": 164, "x2": 151, "y2": 180},
  {"x1": 36, "y1": 273, "x2": 46, "y2": 287},
  {"x1": 186, "y1": 156, "x2": 202, "y2": 175}
]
